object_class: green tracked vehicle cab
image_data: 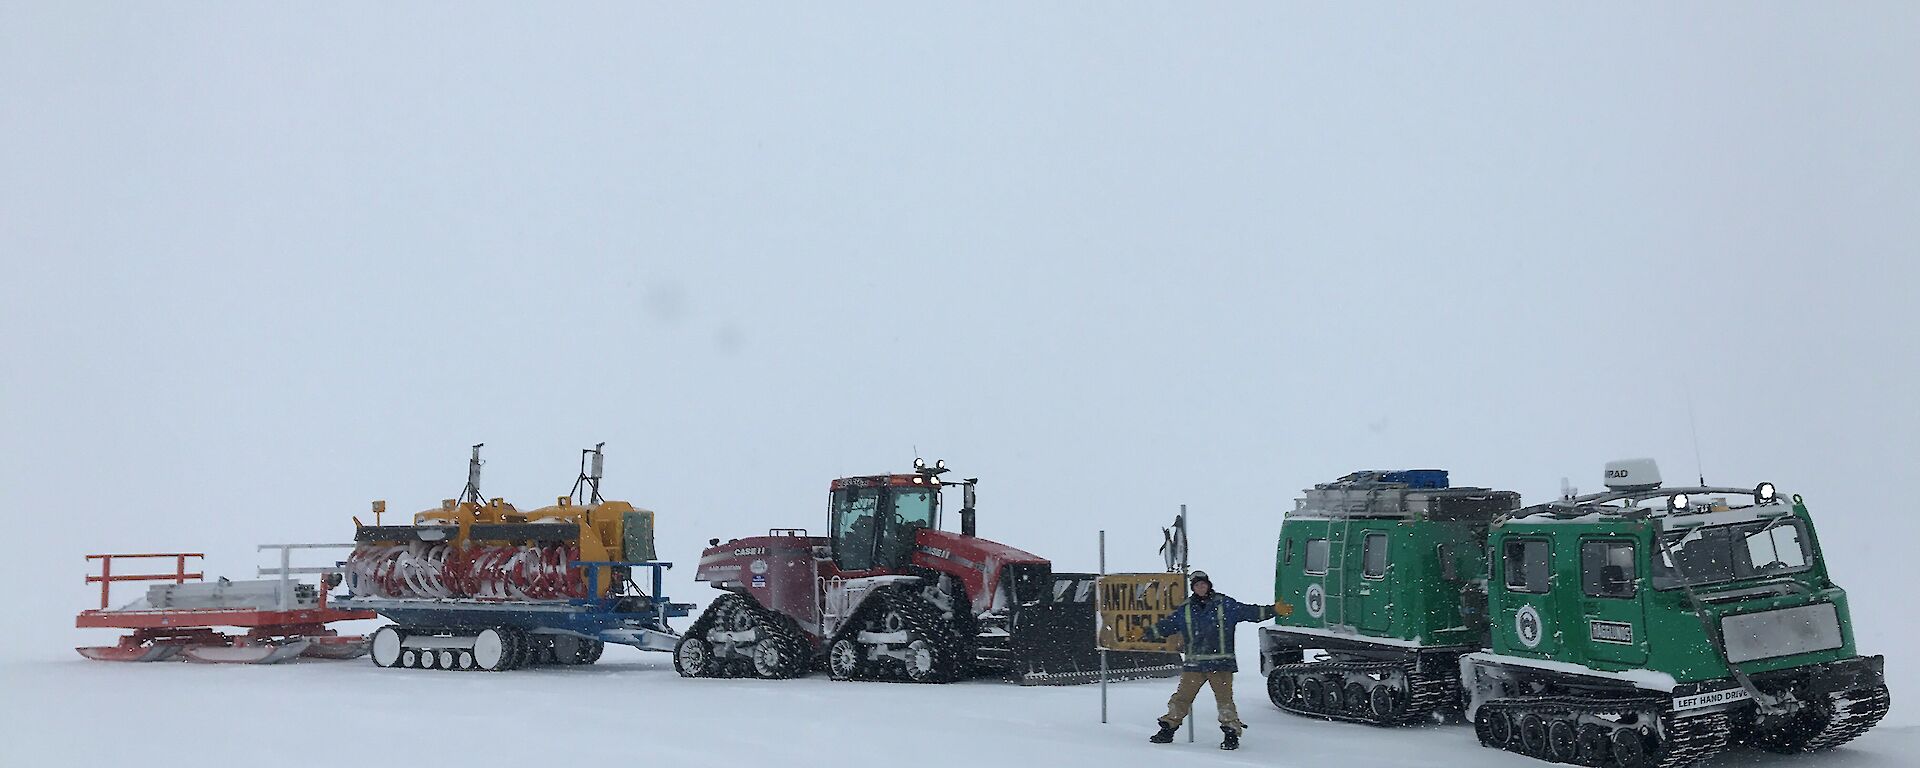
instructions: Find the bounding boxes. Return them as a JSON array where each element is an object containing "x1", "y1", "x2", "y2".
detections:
[
  {"x1": 1464, "y1": 459, "x2": 1889, "y2": 767},
  {"x1": 1259, "y1": 470, "x2": 1522, "y2": 725}
]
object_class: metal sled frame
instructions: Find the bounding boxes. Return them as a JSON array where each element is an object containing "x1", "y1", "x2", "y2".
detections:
[{"x1": 76, "y1": 548, "x2": 375, "y2": 663}]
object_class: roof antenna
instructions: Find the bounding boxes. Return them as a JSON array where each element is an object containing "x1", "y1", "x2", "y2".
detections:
[
  {"x1": 1685, "y1": 385, "x2": 1707, "y2": 486},
  {"x1": 458, "y1": 443, "x2": 486, "y2": 505},
  {"x1": 571, "y1": 442, "x2": 606, "y2": 505}
]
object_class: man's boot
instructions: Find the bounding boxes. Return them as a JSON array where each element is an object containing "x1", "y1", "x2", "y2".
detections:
[
  {"x1": 1149, "y1": 722, "x2": 1179, "y2": 743},
  {"x1": 1220, "y1": 726, "x2": 1240, "y2": 751}
]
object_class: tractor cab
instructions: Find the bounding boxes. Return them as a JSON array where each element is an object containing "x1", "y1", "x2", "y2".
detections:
[{"x1": 829, "y1": 459, "x2": 971, "y2": 572}]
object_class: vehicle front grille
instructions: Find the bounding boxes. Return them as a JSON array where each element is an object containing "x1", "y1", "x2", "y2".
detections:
[{"x1": 1721, "y1": 602, "x2": 1843, "y2": 663}]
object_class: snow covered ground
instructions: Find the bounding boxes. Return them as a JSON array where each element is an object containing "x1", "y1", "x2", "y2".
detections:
[{"x1": 5, "y1": 625, "x2": 1910, "y2": 767}]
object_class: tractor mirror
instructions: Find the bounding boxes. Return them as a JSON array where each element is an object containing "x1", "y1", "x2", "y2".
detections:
[{"x1": 1602, "y1": 564, "x2": 1630, "y2": 590}]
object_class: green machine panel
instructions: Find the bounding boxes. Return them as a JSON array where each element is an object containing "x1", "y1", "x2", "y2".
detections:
[{"x1": 623, "y1": 510, "x2": 657, "y2": 562}]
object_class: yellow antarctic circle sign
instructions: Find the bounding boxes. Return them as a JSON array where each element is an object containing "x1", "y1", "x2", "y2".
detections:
[{"x1": 1096, "y1": 573, "x2": 1186, "y2": 652}]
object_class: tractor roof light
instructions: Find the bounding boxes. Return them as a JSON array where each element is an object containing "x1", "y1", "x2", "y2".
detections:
[
  {"x1": 914, "y1": 458, "x2": 927, "y2": 470},
  {"x1": 935, "y1": 459, "x2": 946, "y2": 470},
  {"x1": 1756, "y1": 482, "x2": 1777, "y2": 503},
  {"x1": 1668, "y1": 493, "x2": 1691, "y2": 512}
]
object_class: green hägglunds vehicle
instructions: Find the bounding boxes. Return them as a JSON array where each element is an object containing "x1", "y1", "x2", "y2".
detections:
[{"x1": 1259, "y1": 461, "x2": 1890, "y2": 768}]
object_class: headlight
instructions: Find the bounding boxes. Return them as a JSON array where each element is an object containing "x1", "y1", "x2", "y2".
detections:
[
  {"x1": 935, "y1": 459, "x2": 946, "y2": 470},
  {"x1": 1755, "y1": 482, "x2": 1777, "y2": 502},
  {"x1": 1668, "y1": 493, "x2": 1691, "y2": 511},
  {"x1": 913, "y1": 458, "x2": 926, "y2": 470}
]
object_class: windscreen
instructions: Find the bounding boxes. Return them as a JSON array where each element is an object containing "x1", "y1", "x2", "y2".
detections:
[{"x1": 1653, "y1": 517, "x2": 1812, "y2": 590}]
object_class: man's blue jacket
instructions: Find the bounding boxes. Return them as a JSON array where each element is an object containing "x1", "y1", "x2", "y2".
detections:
[{"x1": 1148, "y1": 592, "x2": 1275, "y2": 672}]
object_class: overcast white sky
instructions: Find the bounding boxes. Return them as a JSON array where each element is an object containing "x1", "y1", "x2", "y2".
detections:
[{"x1": 2, "y1": 4, "x2": 1916, "y2": 679}]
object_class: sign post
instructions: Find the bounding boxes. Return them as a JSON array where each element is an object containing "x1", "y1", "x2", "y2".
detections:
[
  {"x1": 1182, "y1": 504, "x2": 1193, "y2": 742},
  {"x1": 1094, "y1": 505, "x2": 1194, "y2": 729},
  {"x1": 1099, "y1": 529, "x2": 1108, "y2": 724}
]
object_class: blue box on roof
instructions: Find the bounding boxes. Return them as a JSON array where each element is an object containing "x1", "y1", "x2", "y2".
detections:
[{"x1": 1380, "y1": 470, "x2": 1449, "y2": 489}]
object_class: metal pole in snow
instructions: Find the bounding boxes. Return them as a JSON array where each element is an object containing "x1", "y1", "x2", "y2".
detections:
[
  {"x1": 1099, "y1": 530, "x2": 1109, "y2": 723},
  {"x1": 1183, "y1": 503, "x2": 1193, "y2": 744},
  {"x1": 279, "y1": 545, "x2": 293, "y2": 611}
]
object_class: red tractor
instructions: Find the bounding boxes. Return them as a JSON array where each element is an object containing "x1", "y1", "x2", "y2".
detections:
[{"x1": 676, "y1": 460, "x2": 1176, "y2": 683}]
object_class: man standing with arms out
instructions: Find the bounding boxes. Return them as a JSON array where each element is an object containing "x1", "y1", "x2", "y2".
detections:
[{"x1": 1144, "y1": 570, "x2": 1278, "y2": 750}]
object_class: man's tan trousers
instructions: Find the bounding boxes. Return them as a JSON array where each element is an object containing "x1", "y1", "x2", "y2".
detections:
[{"x1": 1157, "y1": 670, "x2": 1245, "y2": 733}]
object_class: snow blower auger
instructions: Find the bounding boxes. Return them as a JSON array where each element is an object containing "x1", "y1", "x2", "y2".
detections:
[
  {"x1": 680, "y1": 460, "x2": 1181, "y2": 684},
  {"x1": 75, "y1": 546, "x2": 375, "y2": 664},
  {"x1": 334, "y1": 444, "x2": 692, "y2": 671}
]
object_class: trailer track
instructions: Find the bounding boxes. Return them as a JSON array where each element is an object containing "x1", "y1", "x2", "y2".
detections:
[{"x1": 1267, "y1": 658, "x2": 1460, "y2": 726}]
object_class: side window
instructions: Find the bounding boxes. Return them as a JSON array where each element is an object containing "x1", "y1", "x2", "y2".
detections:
[
  {"x1": 1362, "y1": 533, "x2": 1389, "y2": 578},
  {"x1": 1284, "y1": 538, "x2": 1295, "y2": 565},
  {"x1": 1581, "y1": 540, "x2": 1637, "y2": 598},
  {"x1": 1503, "y1": 538, "x2": 1550, "y2": 593},
  {"x1": 1304, "y1": 539, "x2": 1330, "y2": 575},
  {"x1": 832, "y1": 488, "x2": 880, "y2": 571}
]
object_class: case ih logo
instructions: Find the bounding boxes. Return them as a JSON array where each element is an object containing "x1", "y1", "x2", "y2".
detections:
[
  {"x1": 733, "y1": 547, "x2": 766, "y2": 557},
  {"x1": 922, "y1": 547, "x2": 951, "y2": 560}
]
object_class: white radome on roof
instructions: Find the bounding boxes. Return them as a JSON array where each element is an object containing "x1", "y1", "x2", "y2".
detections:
[{"x1": 1603, "y1": 458, "x2": 1664, "y2": 492}]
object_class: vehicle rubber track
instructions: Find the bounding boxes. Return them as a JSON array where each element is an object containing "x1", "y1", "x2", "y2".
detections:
[
  {"x1": 673, "y1": 601, "x2": 726, "y2": 677},
  {"x1": 734, "y1": 597, "x2": 809, "y2": 679},
  {"x1": 1268, "y1": 659, "x2": 1459, "y2": 726},
  {"x1": 677, "y1": 593, "x2": 808, "y2": 679},
  {"x1": 866, "y1": 588, "x2": 964, "y2": 684},
  {"x1": 1475, "y1": 695, "x2": 1730, "y2": 768},
  {"x1": 1755, "y1": 685, "x2": 1892, "y2": 753}
]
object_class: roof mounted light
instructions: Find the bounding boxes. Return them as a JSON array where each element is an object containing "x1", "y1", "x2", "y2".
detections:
[
  {"x1": 935, "y1": 459, "x2": 946, "y2": 470},
  {"x1": 1755, "y1": 482, "x2": 1777, "y2": 503},
  {"x1": 913, "y1": 458, "x2": 926, "y2": 470},
  {"x1": 1668, "y1": 493, "x2": 1691, "y2": 512}
]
